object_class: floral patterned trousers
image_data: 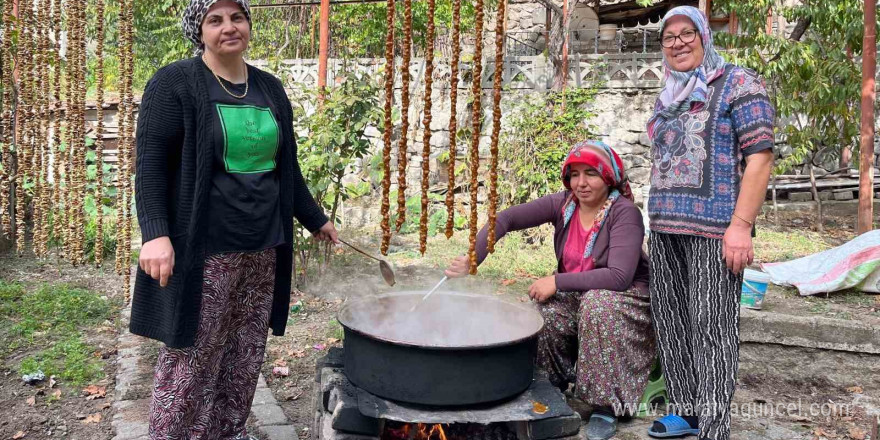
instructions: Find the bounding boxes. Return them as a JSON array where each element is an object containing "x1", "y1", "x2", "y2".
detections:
[
  {"x1": 149, "y1": 248, "x2": 277, "y2": 440},
  {"x1": 536, "y1": 288, "x2": 655, "y2": 415}
]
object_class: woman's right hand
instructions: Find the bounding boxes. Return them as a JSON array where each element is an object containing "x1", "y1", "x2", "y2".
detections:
[
  {"x1": 139, "y1": 236, "x2": 175, "y2": 287},
  {"x1": 444, "y1": 255, "x2": 471, "y2": 278}
]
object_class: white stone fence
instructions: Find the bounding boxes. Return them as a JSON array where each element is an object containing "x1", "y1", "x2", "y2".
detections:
[{"x1": 250, "y1": 52, "x2": 665, "y2": 91}]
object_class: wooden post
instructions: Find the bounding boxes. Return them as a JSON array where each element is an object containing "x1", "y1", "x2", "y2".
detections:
[
  {"x1": 765, "y1": 6, "x2": 773, "y2": 34},
  {"x1": 317, "y1": 0, "x2": 330, "y2": 101},
  {"x1": 858, "y1": 0, "x2": 876, "y2": 234},
  {"x1": 703, "y1": 0, "x2": 711, "y2": 18}
]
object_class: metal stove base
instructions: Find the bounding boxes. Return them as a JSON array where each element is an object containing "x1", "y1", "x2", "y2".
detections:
[{"x1": 313, "y1": 348, "x2": 581, "y2": 440}]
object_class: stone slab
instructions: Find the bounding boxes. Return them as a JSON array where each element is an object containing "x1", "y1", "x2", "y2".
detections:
[{"x1": 258, "y1": 424, "x2": 300, "y2": 440}]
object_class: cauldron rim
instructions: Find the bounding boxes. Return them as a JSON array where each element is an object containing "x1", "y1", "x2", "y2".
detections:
[{"x1": 336, "y1": 291, "x2": 545, "y2": 350}]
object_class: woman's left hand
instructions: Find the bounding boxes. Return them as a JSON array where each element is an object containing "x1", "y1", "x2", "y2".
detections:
[
  {"x1": 528, "y1": 276, "x2": 557, "y2": 303},
  {"x1": 313, "y1": 221, "x2": 340, "y2": 244},
  {"x1": 722, "y1": 223, "x2": 753, "y2": 274}
]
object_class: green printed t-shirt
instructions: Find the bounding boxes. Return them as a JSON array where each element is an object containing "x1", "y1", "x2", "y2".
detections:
[{"x1": 205, "y1": 64, "x2": 285, "y2": 254}]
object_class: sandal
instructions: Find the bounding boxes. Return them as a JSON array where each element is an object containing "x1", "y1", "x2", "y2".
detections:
[
  {"x1": 647, "y1": 414, "x2": 700, "y2": 438},
  {"x1": 585, "y1": 412, "x2": 618, "y2": 440}
]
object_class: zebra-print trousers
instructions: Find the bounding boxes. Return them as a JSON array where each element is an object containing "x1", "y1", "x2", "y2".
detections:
[
  {"x1": 149, "y1": 248, "x2": 277, "y2": 440},
  {"x1": 649, "y1": 232, "x2": 742, "y2": 440}
]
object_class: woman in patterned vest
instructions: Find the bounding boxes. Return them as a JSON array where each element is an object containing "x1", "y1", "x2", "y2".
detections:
[{"x1": 645, "y1": 6, "x2": 775, "y2": 440}]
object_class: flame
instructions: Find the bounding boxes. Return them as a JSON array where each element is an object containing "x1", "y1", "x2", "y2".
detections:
[
  {"x1": 382, "y1": 423, "x2": 449, "y2": 440},
  {"x1": 429, "y1": 424, "x2": 448, "y2": 440}
]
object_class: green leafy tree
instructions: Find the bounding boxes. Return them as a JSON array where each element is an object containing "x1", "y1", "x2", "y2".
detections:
[
  {"x1": 500, "y1": 86, "x2": 599, "y2": 206},
  {"x1": 289, "y1": 68, "x2": 384, "y2": 282},
  {"x1": 714, "y1": 0, "x2": 873, "y2": 229}
]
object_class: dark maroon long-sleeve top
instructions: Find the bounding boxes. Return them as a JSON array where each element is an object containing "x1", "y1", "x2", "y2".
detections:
[{"x1": 475, "y1": 191, "x2": 650, "y2": 295}]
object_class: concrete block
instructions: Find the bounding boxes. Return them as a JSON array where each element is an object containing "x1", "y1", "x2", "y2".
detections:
[
  {"x1": 527, "y1": 413, "x2": 582, "y2": 440},
  {"x1": 788, "y1": 192, "x2": 812, "y2": 202},
  {"x1": 330, "y1": 399, "x2": 382, "y2": 436},
  {"x1": 833, "y1": 190, "x2": 854, "y2": 201},
  {"x1": 323, "y1": 412, "x2": 380, "y2": 440}
]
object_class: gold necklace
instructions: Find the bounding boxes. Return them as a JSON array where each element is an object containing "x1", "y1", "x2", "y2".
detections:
[{"x1": 203, "y1": 55, "x2": 248, "y2": 99}]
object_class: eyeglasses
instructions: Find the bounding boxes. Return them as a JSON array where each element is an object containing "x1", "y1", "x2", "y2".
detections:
[{"x1": 660, "y1": 29, "x2": 699, "y2": 48}]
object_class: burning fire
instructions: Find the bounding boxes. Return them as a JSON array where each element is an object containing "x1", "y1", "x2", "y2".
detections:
[{"x1": 382, "y1": 423, "x2": 448, "y2": 440}]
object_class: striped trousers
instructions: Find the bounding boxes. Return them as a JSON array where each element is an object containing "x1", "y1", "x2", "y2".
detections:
[
  {"x1": 149, "y1": 248, "x2": 277, "y2": 440},
  {"x1": 649, "y1": 233, "x2": 742, "y2": 440}
]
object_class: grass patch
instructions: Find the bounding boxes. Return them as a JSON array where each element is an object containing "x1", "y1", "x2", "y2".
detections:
[
  {"x1": 2, "y1": 283, "x2": 111, "y2": 346},
  {"x1": 19, "y1": 335, "x2": 105, "y2": 385},
  {"x1": 754, "y1": 227, "x2": 833, "y2": 263},
  {"x1": 0, "y1": 279, "x2": 114, "y2": 385},
  {"x1": 327, "y1": 319, "x2": 345, "y2": 341},
  {"x1": 392, "y1": 228, "x2": 557, "y2": 281}
]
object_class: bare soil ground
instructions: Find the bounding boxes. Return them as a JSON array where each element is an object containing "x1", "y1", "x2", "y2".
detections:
[
  {"x1": 1, "y1": 208, "x2": 877, "y2": 440},
  {"x1": 0, "y1": 251, "x2": 124, "y2": 440}
]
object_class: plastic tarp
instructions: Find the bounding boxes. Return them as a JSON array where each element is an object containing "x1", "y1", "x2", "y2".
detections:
[{"x1": 761, "y1": 230, "x2": 880, "y2": 296}]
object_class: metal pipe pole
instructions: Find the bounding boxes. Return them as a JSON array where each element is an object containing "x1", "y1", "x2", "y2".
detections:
[
  {"x1": 317, "y1": 0, "x2": 330, "y2": 101},
  {"x1": 561, "y1": 0, "x2": 568, "y2": 93},
  {"x1": 858, "y1": 0, "x2": 876, "y2": 234}
]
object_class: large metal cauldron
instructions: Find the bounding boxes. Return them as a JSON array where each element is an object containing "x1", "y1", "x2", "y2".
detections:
[{"x1": 337, "y1": 291, "x2": 544, "y2": 406}]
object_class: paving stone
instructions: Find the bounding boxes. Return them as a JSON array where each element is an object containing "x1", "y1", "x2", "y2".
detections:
[
  {"x1": 252, "y1": 386, "x2": 278, "y2": 406},
  {"x1": 834, "y1": 190, "x2": 854, "y2": 200},
  {"x1": 252, "y1": 403, "x2": 289, "y2": 426},
  {"x1": 258, "y1": 424, "x2": 300, "y2": 440},
  {"x1": 111, "y1": 419, "x2": 149, "y2": 440}
]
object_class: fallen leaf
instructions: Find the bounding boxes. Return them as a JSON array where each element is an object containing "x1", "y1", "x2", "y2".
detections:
[
  {"x1": 26, "y1": 396, "x2": 35, "y2": 406},
  {"x1": 48, "y1": 376, "x2": 57, "y2": 388},
  {"x1": 51, "y1": 389, "x2": 62, "y2": 400},
  {"x1": 846, "y1": 386, "x2": 863, "y2": 394},
  {"x1": 848, "y1": 427, "x2": 867, "y2": 440},
  {"x1": 531, "y1": 401, "x2": 548, "y2": 414},
  {"x1": 12, "y1": 431, "x2": 26, "y2": 439},
  {"x1": 500, "y1": 279, "x2": 516, "y2": 286},
  {"x1": 82, "y1": 413, "x2": 102, "y2": 424},
  {"x1": 272, "y1": 366, "x2": 290, "y2": 377},
  {"x1": 83, "y1": 385, "x2": 105, "y2": 400},
  {"x1": 101, "y1": 402, "x2": 112, "y2": 410},
  {"x1": 273, "y1": 358, "x2": 287, "y2": 368},
  {"x1": 327, "y1": 338, "x2": 340, "y2": 344},
  {"x1": 292, "y1": 349, "x2": 306, "y2": 358}
]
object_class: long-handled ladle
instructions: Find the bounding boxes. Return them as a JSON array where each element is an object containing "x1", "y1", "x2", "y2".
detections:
[{"x1": 338, "y1": 238, "x2": 396, "y2": 286}]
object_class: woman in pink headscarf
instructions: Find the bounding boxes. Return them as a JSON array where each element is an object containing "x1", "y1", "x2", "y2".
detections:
[{"x1": 446, "y1": 141, "x2": 655, "y2": 440}]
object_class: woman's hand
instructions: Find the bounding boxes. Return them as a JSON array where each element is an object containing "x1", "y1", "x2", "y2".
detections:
[
  {"x1": 722, "y1": 221, "x2": 753, "y2": 274},
  {"x1": 528, "y1": 276, "x2": 557, "y2": 303},
  {"x1": 444, "y1": 255, "x2": 471, "y2": 278},
  {"x1": 312, "y1": 221, "x2": 340, "y2": 244},
  {"x1": 140, "y1": 236, "x2": 175, "y2": 287}
]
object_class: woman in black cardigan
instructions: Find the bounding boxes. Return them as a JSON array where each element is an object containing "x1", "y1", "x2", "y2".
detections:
[{"x1": 132, "y1": 1, "x2": 336, "y2": 438}]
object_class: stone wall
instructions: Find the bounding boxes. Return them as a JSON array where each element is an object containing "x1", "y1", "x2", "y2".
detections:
[{"x1": 332, "y1": 83, "x2": 659, "y2": 229}]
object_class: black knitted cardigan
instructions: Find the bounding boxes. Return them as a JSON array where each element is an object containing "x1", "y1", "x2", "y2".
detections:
[{"x1": 131, "y1": 57, "x2": 328, "y2": 348}]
